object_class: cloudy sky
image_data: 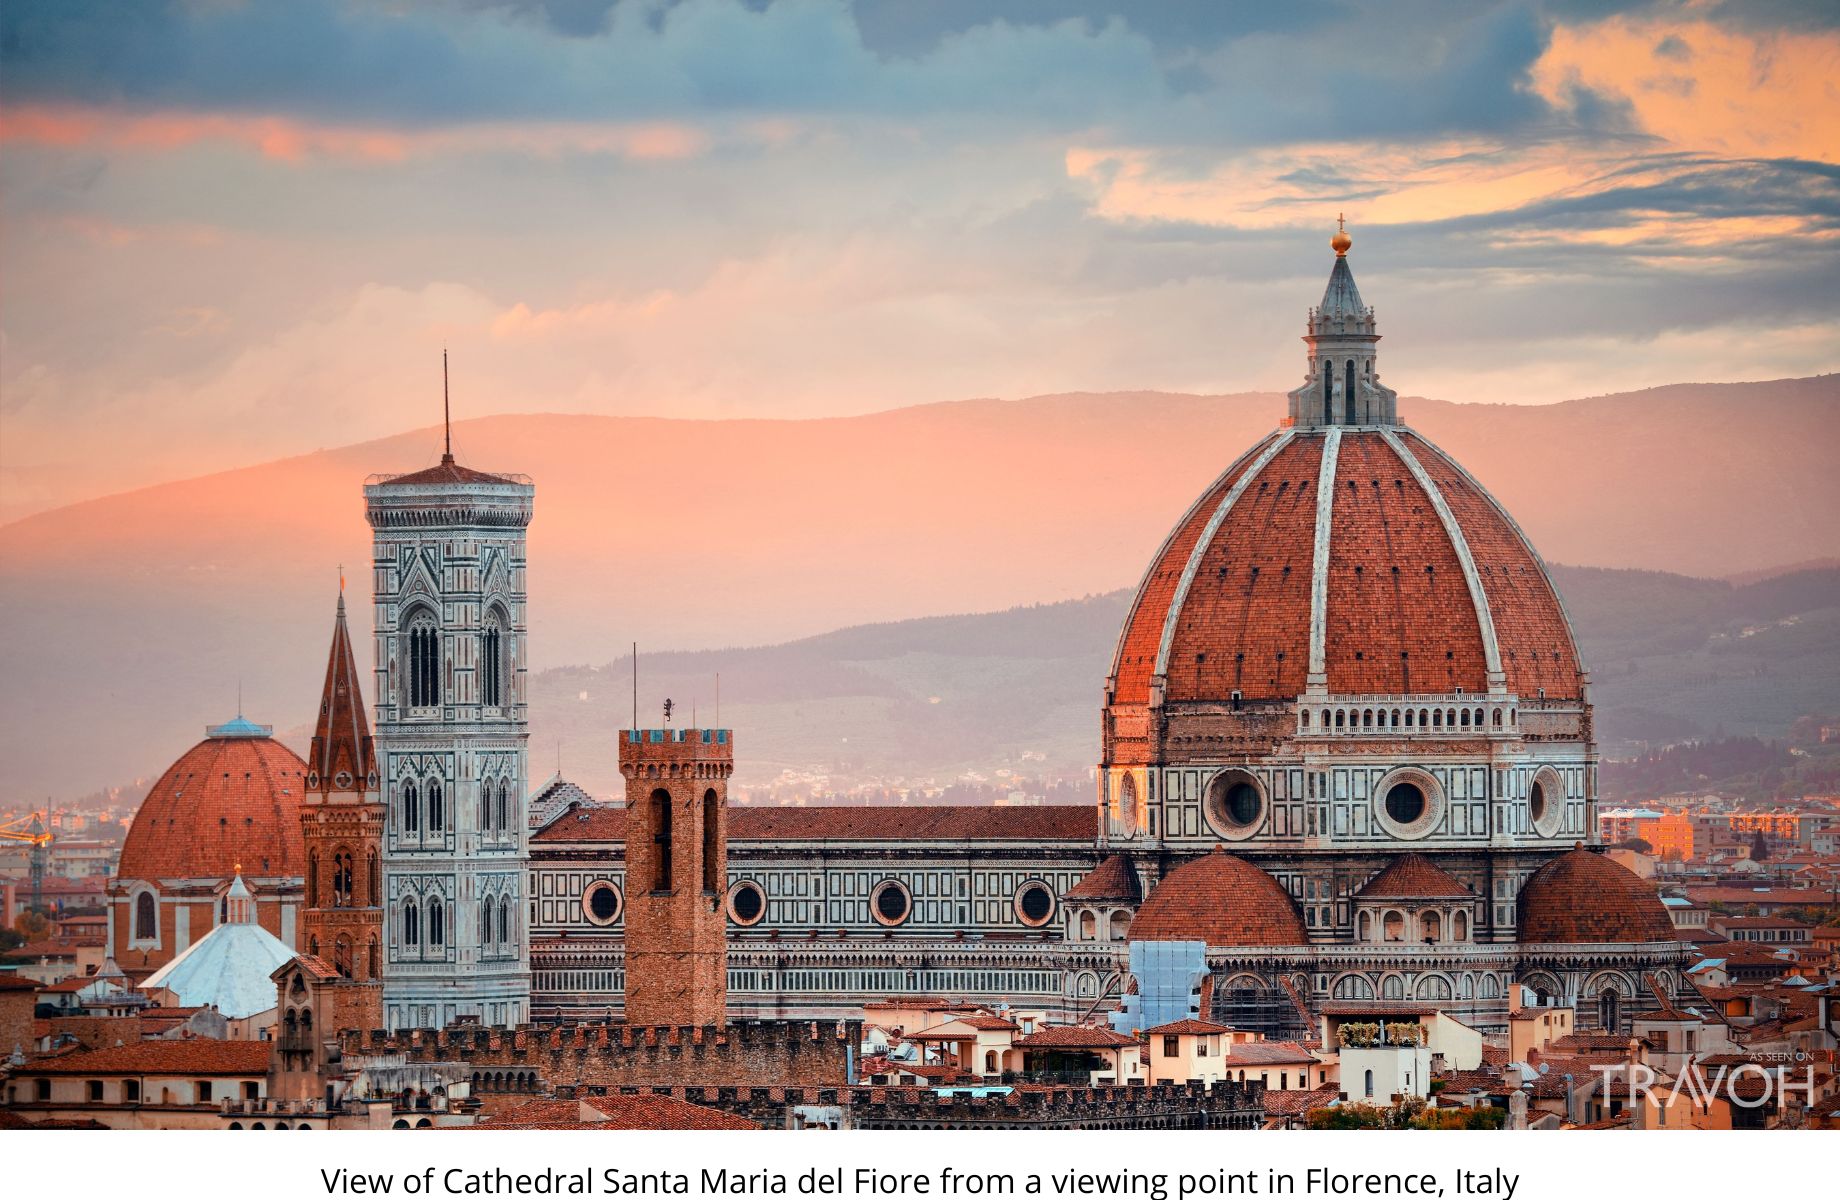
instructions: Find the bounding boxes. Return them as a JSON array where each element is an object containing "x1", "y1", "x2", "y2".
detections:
[{"x1": 2, "y1": 0, "x2": 1836, "y2": 521}]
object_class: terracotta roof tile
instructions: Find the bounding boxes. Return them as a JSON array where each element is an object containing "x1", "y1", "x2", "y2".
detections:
[
  {"x1": 1063, "y1": 854, "x2": 1142, "y2": 903},
  {"x1": 19, "y1": 1040, "x2": 271, "y2": 1075},
  {"x1": 1355, "y1": 853, "x2": 1472, "y2": 899},
  {"x1": 115, "y1": 732, "x2": 306, "y2": 882},
  {"x1": 1518, "y1": 849, "x2": 1676, "y2": 944},
  {"x1": 1131, "y1": 851, "x2": 1308, "y2": 945},
  {"x1": 471, "y1": 1095, "x2": 758, "y2": 1131},
  {"x1": 1012, "y1": 1025, "x2": 1139, "y2": 1049},
  {"x1": 1142, "y1": 1018, "x2": 1236, "y2": 1036}
]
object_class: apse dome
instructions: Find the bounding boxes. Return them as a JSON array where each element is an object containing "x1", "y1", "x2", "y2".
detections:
[
  {"x1": 1130, "y1": 850, "x2": 1308, "y2": 945},
  {"x1": 115, "y1": 715, "x2": 308, "y2": 883},
  {"x1": 1517, "y1": 848, "x2": 1677, "y2": 944}
]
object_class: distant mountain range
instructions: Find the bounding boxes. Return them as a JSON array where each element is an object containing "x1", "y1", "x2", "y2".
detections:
[{"x1": 1, "y1": 375, "x2": 1835, "y2": 799}]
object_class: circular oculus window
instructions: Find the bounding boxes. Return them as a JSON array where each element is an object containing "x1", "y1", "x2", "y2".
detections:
[
  {"x1": 581, "y1": 881, "x2": 622, "y2": 927},
  {"x1": 1202, "y1": 769, "x2": 1266, "y2": 841},
  {"x1": 1528, "y1": 768, "x2": 1565, "y2": 839},
  {"x1": 727, "y1": 880, "x2": 766, "y2": 926},
  {"x1": 1373, "y1": 768, "x2": 1444, "y2": 840},
  {"x1": 870, "y1": 880, "x2": 912, "y2": 927},
  {"x1": 1014, "y1": 881, "x2": 1055, "y2": 927}
]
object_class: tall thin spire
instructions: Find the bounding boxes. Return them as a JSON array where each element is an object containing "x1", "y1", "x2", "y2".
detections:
[
  {"x1": 310, "y1": 589, "x2": 375, "y2": 790},
  {"x1": 442, "y1": 348, "x2": 453, "y2": 465}
]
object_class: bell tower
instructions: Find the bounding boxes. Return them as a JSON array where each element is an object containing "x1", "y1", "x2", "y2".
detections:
[
  {"x1": 299, "y1": 588, "x2": 385, "y2": 1034},
  {"x1": 619, "y1": 721, "x2": 731, "y2": 1027}
]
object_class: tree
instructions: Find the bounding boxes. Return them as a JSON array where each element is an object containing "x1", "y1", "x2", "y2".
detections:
[
  {"x1": 1749, "y1": 829, "x2": 1770, "y2": 862},
  {"x1": 1617, "y1": 837, "x2": 1654, "y2": 855},
  {"x1": 11, "y1": 911, "x2": 50, "y2": 942}
]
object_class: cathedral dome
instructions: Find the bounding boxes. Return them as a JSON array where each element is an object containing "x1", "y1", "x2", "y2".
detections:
[
  {"x1": 1109, "y1": 425, "x2": 1583, "y2": 712},
  {"x1": 1516, "y1": 848, "x2": 1676, "y2": 944},
  {"x1": 116, "y1": 717, "x2": 308, "y2": 883},
  {"x1": 1130, "y1": 850, "x2": 1308, "y2": 945}
]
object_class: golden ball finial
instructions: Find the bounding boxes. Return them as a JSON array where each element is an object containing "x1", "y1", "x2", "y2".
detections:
[{"x1": 1331, "y1": 212, "x2": 1351, "y2": 257}]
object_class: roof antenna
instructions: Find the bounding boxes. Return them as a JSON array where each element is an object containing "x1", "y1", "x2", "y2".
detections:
[
  {"x1": 631, "y1": 642, "x2": 638, "y2": 731},
  {"x1": 442, "y1": 348, "x2": 454, "y2": 465}
]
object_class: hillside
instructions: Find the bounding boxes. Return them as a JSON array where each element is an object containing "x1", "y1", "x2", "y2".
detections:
[{"x1": 1, "y1": 376, "x2": 1835, "y2": 798}]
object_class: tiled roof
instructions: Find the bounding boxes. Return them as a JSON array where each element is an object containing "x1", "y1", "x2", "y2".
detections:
[
  {"x1": 1517, "y1": 848, "x2": 1676, "y2": 944},
  {"x1": 1219, "y1": 1041, "x2": 1315, "y2": 1066},
  {"x1": 374, "y1": 457, "x2": 518, "y2": 488},
  {"x1": 19, "y1": 1040, "x2": 272, "y2": 1075},
  {"x1": 1109, "y1": 428, "x2": 1584, "y2": 722},
  {"x1": 1063, "y1": 854, "x2": 1142, "y2": 903},
  {"x1": 0, "y1": 974, "x2": 39, "y2": 991},
  {"x1": 1142, "y1": 1018, "x2": 1235, "y2": 1036},
  {"x1": 1131, "y1": 851, "x2": 1308, "y2": 945},
  {"x1": 1355, "y1": 853, "x2": 1471, "y2": 899},
  {"x1": 471, "y1": 1095, "x2": 758, "y2": 1131},
  {"x1": 535, "y1": 803, "x2": 1096, "y2": 844},
  {"x1": 1262, "y1": 1084, "x2": 1341, "y2": 1117},
  {"x1": 115, "y1": 730, "x2": 307, "y2": 882},
  {"x1": 1012, "y1": 1025, "x2": 1139, "y2": 1049}
]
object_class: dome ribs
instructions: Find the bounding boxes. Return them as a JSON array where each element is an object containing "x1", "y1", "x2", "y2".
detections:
[
  {"x1": 116, "y1": 733, "x2": 308, "y2": 883},
  {"x1": 1163, "y1": 435, "x2": 1322, "y2": 701},
  {"x1": 1109, "y1": 432, "x2": 1279, "y2": 706},
  {"x1": 1323, "y1": 435, "x2": 1443, "y2": 694},
  {"x1": 1403, "y1": 433, "x2": 1585, "y2": 701}
]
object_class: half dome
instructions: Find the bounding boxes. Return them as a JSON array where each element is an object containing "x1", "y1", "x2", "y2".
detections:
[
  {"x1": 1516, "y1": 848, "x2": 1675, "y2": 944},
  {"x1": 116, "y1": 719, "x2": 308, "y2": 883},
  {"x1": 1130, "y1": 850, "x2": 1308, "y2": 945}
]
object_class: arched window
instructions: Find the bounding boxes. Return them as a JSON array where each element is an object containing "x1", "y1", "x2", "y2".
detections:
[
  {"x1": 480, "y1": 619, "x2": 504, "y2": 709},
  {"x1": 333, "y1": 934, "x2": 352, "y2": 976},
  {"x1": 332, "y1": 850, "x2": 353, "y2": 907},
  {"x1": 306, "y1": 850, "x2": 320, "y2": 908},
  {"x1": 366, "y1": 851, "x2": 379, "y2": 904},
  {"x1": 428, "y1": 782, "x2": 444, "y2": 833},
  {"x1": 367, "y1": 936, "x2": 380, "y2": 978},
  {"x1": 1598, "y1": 987, "x2": 1621, "y2": 1033},
  {"x1": 984, "y1": 1050, "x2": 997, "y2": 1074},
  {"x1": 1357, "y1": 910, "x2": 1373, "y2": 942},
  {"x1": 650, "y1": 788, "x2": 674, "y2": 892},
  {"x1": 1079, "y1": 910, "x2": 1098, "y2": 940},
  {"x1": 1109, "y1": 910, "x2": 1130, "y2": 940},
  {"x1": 481, "y1": 898, "x2": 494, "y2": 946},
  {"x1": 403, "y1": 901, "x2": 420, "y2": 947},
  {"x1": 1422, "y1": 912, "x2": 1441, "y2": 943},
  {"x1": 497, "y1": 780, "x2": 509, "y2": 833},
  {"x1": 1364, "y1": 1069, "x2": 1374, "y2": 1099},
  {"x1": 499, "y1": 897, "x2": 513, "y2": 946},
  {"x1": 1322, "y1": 366, "x2": 1332, "y2": 423},
  {"x1": 429, "y1": 899, "x2": 445, "y2": 947},
  {"x1": 1452, "y1": 910, "x2": 1468, "y2": 941},
  {"x1": 407, "y1": 614, "x2": 441, "y2": 708},
  {"x1": 702, "y1": 789, "x2": 720, "y2": 893},
  {"x1": 1383, "y1": 910, "x2": 1405, "y2": 941},
  {"x1": 480, "y1": 782, "x2": 493, "y2": 832},
  {"x1": 1344, "y1": 359, "x2": 1356, "y2": 423},
  {"x1": 402, "y1": 782, "x2": 419, "y2": 834},
  {"x1": 134, "y1": 891, "x2": 157, "y2": 941}
]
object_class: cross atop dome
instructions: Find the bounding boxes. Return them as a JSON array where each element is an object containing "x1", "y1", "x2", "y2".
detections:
[{"x1": 1285, "y1": 219, "x2": 1398, "y2": 428}]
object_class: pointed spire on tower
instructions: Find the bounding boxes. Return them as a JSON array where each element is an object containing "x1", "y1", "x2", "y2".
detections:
[
  {"x1": 309, "y1": 589, "x2": 375, "y2": 792},
  {"x1": 442, "y1": 348, "x2": 454, "y2": 466}
]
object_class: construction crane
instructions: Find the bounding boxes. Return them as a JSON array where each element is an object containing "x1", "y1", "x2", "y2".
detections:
[{"x1": 0, "y1": 812, "x2": 52, "y2": 915}]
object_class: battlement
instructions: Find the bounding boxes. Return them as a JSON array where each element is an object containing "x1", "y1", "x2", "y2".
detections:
[
  {"x1": 618, "y1": 1080, "x2": 1265, "y2": 1130},
  {"x1": 619, "y1": 728, "x2": 735, "y2": 772},
  {"x1": 338, "y1": 1019, "x2": 856, "y2": 1091}
]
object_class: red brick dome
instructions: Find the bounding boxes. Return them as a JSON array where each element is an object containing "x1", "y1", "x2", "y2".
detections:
[
  {"x1": 1108, "y1": 427, "x2": 1582, "y2": 710},
  {"x1": 116, "y1": 720, "x2": 307, "y2": 883},
  {"x1": 1131, "y1": 850, "x2": 1308, "y2": 945},
  {"x1": 1516, "y1": 848, "x2": 1675, "y2": 944}
]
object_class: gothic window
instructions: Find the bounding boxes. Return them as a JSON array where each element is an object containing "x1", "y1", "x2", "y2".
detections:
[
  {"x1": 333, "y1": 934, "x2": 352, "y2": 976},
  {"x1": 1344, "y1": 360, "x2": 1356, "y2": 423},
  {"x1": 1598, "y1": 987, "x2": 1621, "y2": 1033},
  {"x1": 1322, "y1": 368, "x2": 1332, "y2": 423},
  {"x1": 407, "y1": 614, "x2": 441, "y2": 708},
  {"x1": 499, "y1": 897, "x2": 513, "y2": 945},
  {"x1": 481, "y1": 898, "x2": 494, "y2": 946},
  {"x1": 403, "y1": 901, "x2": 420, "y2": 947},
  {"x1": 702, "y1": 788, "x2": 720, "y2": 893},
  {"x1": 481, "y1": 618, "x2": 504, "y2": 708},
  {"x1": 650, "y1": 788, "x2": 674, "y2": 892},
  {"x1": 332, "y1": 850, "x2": 353, "y2": 907},
  {"x1": 429, "y1": 898, "x2": 445, "y2": 947},
  {"x1": 480, "y1": 782, "x2": 492, "y2": 832},
  {"x1": 497, "y1": 780, "x2": 510, "y2": 833},
  {"x1": 366, "y1": 852, "x2": 379, "y2": 905},
  {"x1": 428, "y1": 781, "x2": 444, "y2": 833},
  {"x1": 135, "y1": 891, "x2": 156, "y2": 941},
  {"x1": 402, "y1": 782, "x2": 420, "y2": 834},
  {"x1": 367, "y1": 936, "x2": 380, "y2": 978},
  {"x1": 306, "y1": 851, "x2": 320, "y2": 908}
]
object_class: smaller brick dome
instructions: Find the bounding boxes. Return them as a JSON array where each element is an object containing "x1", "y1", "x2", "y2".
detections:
[
  {"x1": 116, "y1": 720, "x2": 308, "y2": 883},
  {"x1": 1131, "y1": 850, "x2": 1308, "y2": 945},
  {"x1": 1517, "y1": 848, "x2": 1675, "y2": 944},
  {"x1": 1356, "y1": 853, "x2": 1471, "y2": 899}
]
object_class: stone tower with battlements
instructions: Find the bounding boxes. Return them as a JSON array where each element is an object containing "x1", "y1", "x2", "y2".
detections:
[
  {"x1": 619, "y1": 725, "x2": 732, "y2": 1026},
  {"x1": 365, "y1": 443, "x2": 534, "y2": 1032},
  {"x1": 299, "y1": 590, "x2": 386, "y2": 1034}
]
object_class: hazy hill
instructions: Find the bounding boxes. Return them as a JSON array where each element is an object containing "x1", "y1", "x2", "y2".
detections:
[
  {"x1": 517, "y1": 565, "x2": 1840, "y2": 799},
  {"x1": 1, "y1": 376, "x2": 1835, "y2": 799}
]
